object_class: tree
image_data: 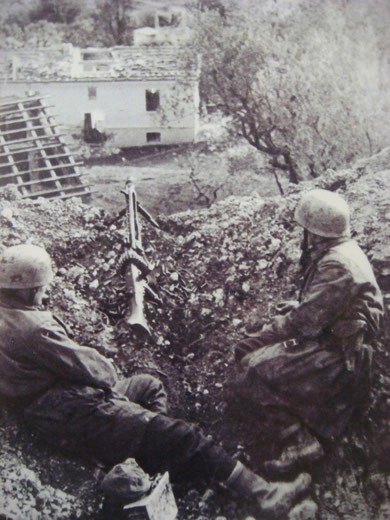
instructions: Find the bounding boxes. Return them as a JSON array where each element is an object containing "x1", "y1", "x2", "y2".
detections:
[
  {"x1": 94, "y1": 0, "x2": 135, "y2": 46},
  {"x1": 26, "y1": 20, "x2": 65, "y2": 46},
  {"x1": 184, "y1": 0, "x2": 390, "y2": 187},
  {"x1": 64, "y1": 15, "x2": 106, "y2": 48},
  {"x1": 0, "y1": 20, "x2": 65, "y2": 48},
  {"x1": 29, "y1": 0, "x2": 81, "y2": 24},
  {"x1": 196, "y1": 0, "x2": 230, "y2": 18},
  {"x1": 0, "y1": 23, "x2": 26, "y2": 48}
]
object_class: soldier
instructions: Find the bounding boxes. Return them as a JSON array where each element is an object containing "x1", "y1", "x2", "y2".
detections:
[
  {"x1": 233, "y1": 189, "x2": 384, "y2": 475},
  {"x1": 0, "y1": 244, "x2": 311, "y2": 517}
]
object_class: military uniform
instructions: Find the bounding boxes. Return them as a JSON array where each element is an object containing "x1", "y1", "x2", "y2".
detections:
[
  {"x1": 0, "y1": 243, "x2": 313, "y2": 516},
  {"x1": 234, "y1": 237, "x2": 384, "y2": 440},
  {"x1": 0, "y1": 294, "x2": 235, "y2": 480}
]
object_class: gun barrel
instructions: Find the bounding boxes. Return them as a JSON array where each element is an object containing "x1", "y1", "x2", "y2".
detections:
[{"x1": 119, "y1": 178, "x2": 158, "y2": 336}]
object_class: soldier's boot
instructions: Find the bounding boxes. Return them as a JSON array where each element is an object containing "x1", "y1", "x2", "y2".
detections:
[
  {"x1": 226, "y1": 462, "x2": 311, "y2": 518},
  {"x1": 263, "y1": 427, "x2": 324, "y2": 476}
]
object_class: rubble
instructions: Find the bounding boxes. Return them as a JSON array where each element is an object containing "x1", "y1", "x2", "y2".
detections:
[
  {"x1": 0, "y1": 457, "x2": 82, "y2": 520},
  {"x1": 0, "y1": 45, "x2": 193, "y2": 82},
  {"x1": 0, "y1": 426, "x2": 98, "y2": 520},
  {"x1": 0, "y1": 147, "x2": 389, "y2": 518}
]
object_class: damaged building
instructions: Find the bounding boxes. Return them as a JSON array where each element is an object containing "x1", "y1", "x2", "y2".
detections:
[{"x1": 0, "y1": 44, "x2": 199, "y2": 148}]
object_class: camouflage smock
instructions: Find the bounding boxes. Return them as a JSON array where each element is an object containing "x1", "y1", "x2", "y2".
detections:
[
  {"x1": 234, "y1": 237, "x2": 384, "y2": 439},
  {"x1": 0, "y1": 294, "x2": 157, "y2": 463}
]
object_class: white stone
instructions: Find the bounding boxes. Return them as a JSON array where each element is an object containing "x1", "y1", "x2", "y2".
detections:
[
  {"x1": 242, "y1": 281, "x2": 250, "y2": 293},
  {"x1": 256, "y1": 259, "x2": 268, "y2": 270},
  {"x1": 212, "y1": 288, "x2": 225, "y2": 305}
]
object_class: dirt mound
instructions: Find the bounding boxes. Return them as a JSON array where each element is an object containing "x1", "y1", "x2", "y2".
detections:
[{"x1": 0, "y1": 148, "x2": 390, "y2": 519}]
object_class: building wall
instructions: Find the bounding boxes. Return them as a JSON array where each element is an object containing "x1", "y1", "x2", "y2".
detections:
[
  {"x1": 133, "y1": 26, "x2": 190, "y2": 46},
  {"x1": 0, "y1": 79, "x2": 198, "y2": 147}
]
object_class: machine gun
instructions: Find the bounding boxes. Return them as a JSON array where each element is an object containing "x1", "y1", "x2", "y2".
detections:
[{"x1": 118, "y1": 179, "x2": 160, "y2": 335}]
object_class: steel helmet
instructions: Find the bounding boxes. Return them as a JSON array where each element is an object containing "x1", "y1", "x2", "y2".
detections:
[
  {"x1": 101, "y1": 458, "x2": 151, "y2": 500},
  {"x1": 294, "y1": 189, "x2": 350, "y2": 238},
  {"x1": 0, "y1": 244, "x2": 54, "y2": 289}
]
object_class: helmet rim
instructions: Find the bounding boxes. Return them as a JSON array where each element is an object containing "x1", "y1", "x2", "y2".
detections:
[
  {"x1": 294, "y1": 189, "x2": 350, "y2": 238},
  {"x1": 0, "y1": 244, "x2": 54, "y2": 289}
]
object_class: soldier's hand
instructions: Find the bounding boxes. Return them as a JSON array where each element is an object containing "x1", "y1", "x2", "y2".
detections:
[{"x1": 275, "y1": 300, "x2": 299, "y2": 315}]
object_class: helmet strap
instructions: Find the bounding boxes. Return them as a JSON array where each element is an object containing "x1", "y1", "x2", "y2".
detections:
[
  {"x1": 19, "y1": 288, "x2": 38, "y2": 306},
  {"x1": 0, "y1": 287, "x2": 35, "y2": 306},
  {"x1": 299, "y1": 229, "x2": 311, "y2": 272}
]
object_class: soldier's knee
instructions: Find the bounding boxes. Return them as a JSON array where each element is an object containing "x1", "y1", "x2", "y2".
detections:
[
  {"x1": 128, "y1": 374, "x2": 168, "y2": 413},
  {"x1": 134, "y1": 374, "x2": 165, "y2": 393}
]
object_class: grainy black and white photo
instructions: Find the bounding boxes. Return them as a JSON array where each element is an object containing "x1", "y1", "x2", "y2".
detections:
[{"x1": 0, "y1": 0, "x2": 389, "y2": 518}]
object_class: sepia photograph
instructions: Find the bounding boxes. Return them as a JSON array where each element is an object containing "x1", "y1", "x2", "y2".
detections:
[{"x1": 0, "y1": 0, "x2": 389, "y2": 518}]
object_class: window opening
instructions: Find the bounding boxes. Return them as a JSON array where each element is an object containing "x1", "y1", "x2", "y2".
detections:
[
  {"x1": 145, "y1": 90, "x2": 160, "y2": 111},
  {"x1": 82, "y1": 51, "x2": 112, "y2": 61},
  {"x1": 84, "y1": 113, "x2": 106, "y2": 144},
  {"x1": 158, "y1": 14, "x2": 171, "y2": 27},
  {"x1": 146, "y1": 132, "x2": 161, "y2": 143},
  {"x1": 88, "y1": 86, "x2": 97, "y2": 100}
]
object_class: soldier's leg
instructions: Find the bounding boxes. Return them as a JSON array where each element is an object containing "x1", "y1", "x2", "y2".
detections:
[
  {"x1": 137, "y1": 414, "x2": 235, "y2": 482},
  {"x1": 24, "y1": 386, "x2": 311, "y2": 516},
  {"x1": 136, "y1": 414, "x2": 311, "y2": 517},
  {"x1": 114, "y1": 374, "x2": 168, "y2": 414},
  {"x1": 229, "y1": 369, "x2": 323, "y2": 473},
  {"x1": 263, "y1": 424, "x2": 324, "y2": 476},
  {"x1": 228, "y1": 363, "x2": 299, "y2": 437}
]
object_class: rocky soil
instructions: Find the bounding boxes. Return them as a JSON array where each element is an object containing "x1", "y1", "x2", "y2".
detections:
[{"x1": 0, "y1": 148, "x2": 390, "y2": 519}]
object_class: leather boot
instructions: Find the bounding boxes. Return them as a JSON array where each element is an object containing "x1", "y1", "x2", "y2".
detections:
[
  {"x1": 263, "y1": 427, "x2": 324, "y2": 476},
  {"x1": 226, "y1": 462, "x2": 311, "y2": 517}
]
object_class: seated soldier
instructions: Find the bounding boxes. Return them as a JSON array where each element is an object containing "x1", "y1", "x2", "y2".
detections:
[
  {"x1": 233, "y1": 189, "x2": 384, "y2": 475},
  {"x1": 0, "y1": 243, "x2": 311, "y2": 518}
]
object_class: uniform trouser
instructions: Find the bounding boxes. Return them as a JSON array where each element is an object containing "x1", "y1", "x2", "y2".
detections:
[
  {"x1": 137, "y1": 414, "x2": 236, "y2": 483},
  {"x1": 117, "y1": 375, "x2": 235, "y2": 482},
  {"x1": 114, "y1": 374, "x2": 169, "y2": 414},
  {"x1": 24, "y1": 374, "x2": 236, "y2": 484}
]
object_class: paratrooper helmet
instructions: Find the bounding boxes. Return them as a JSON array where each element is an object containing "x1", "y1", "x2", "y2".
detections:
[
  {"x1": 0, "y1": 244, "x2": 54, "y2": 289},
  {"x1": 294, "y1": 189, "x2": 350, "y2": 238}
]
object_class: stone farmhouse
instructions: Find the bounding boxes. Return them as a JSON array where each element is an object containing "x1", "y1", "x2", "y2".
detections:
[
  {"x1": 132, "y1": 6, "x2": 190, "y2": 46},
  {"x1": 0, "y1": 44, "x2": 199, "y2": 148}
]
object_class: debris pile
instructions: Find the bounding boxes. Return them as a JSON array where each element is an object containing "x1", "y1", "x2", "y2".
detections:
[
  {"x1": 0, "y1": 148, "x2": 389, "y2": 519},
  {"x1": 0, "y1": 418, "x2": 101, "y2": 519},
  {"x1": 0, "y1": 453, "x2": 84, "y2": 520}
]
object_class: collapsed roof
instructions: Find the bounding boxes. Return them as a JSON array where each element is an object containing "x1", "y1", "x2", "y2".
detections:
[
  {"x1": 0, "y1": 94, "x2": 90, "y2": 201},
  {"x1": 0, "y1": 44, "x2": 196, "y2": 82}
]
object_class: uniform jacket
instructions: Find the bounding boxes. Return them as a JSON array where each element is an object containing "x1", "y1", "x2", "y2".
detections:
[
  {"x1": 0, "y1": 295, "x2": 156, "y2": 463},
  {"x1": 235, "y1": 237, "x2": 384, "y2": 439},
  {"x1": 0, "y1": 294, "x2": 117, "y2": 402},
  {"x1": 241, "y1": 238, "x2": 383, "y2": 361}
]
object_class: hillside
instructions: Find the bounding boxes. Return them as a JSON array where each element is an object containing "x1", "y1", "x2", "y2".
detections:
[{"x1": 0, "y1": 148, "x2": 390, "y2": 519}]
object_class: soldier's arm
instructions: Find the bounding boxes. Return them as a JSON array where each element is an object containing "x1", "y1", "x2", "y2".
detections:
[
  {"x1": 237, "y1": 259, "x2": 355, "y2": 362},
  {"x1": 32, "y1": 324, "x2": 118, "y2": 389},
  {"x1": 278, "y1": 260, "x2": 355, "y2": 339}
]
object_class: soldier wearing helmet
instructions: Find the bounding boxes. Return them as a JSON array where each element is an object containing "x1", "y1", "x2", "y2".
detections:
[
  {"x1": 0, "y1": 244, "x2": 54, "y2": 306},
  {"x1": 294, "y1": 188, "x2": 350, "y2": 238},
  {"x1": 0, "y1": 243, "x2": 311, "y2": 517},
  {"x1": 233, "y1": 189, "x2": 384, "y2": 476}
]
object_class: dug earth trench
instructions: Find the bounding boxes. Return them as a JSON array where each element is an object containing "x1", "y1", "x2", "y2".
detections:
[{"x1": 0, "y1": 148, "x2": 390, "y2": 519}]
